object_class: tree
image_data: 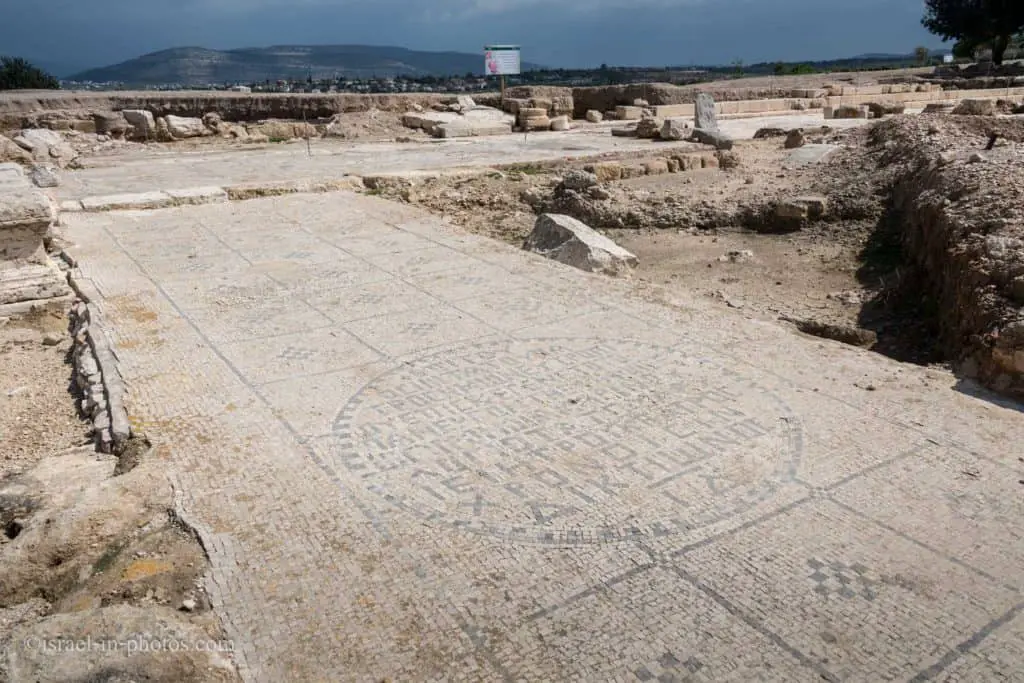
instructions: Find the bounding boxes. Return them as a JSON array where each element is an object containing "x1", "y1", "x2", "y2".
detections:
[
  {"x1": 0, "y1": 56, "x2": 59, "y2": 90},
  {"x1": 914, "y1": 45, "x2": 931, "y2": 65},
  {"x1": 922, "y1": 0, "x2": 1024, "y2": 65}
]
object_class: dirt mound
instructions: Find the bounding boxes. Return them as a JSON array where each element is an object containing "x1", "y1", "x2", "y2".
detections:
[{"x1": 867, "y1": 115, "x2": 1024, "y2": 395}]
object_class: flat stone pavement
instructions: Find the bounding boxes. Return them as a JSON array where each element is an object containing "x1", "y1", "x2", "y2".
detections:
[
  {"x1": 56, "y1": 113, "x2": 869, "y2": 202},
  {"x1": 63, "y1": 192, "x2": 1024, "y2": 682}
]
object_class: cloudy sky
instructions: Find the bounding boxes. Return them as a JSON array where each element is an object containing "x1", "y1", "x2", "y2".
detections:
[{"x1": 4, "y1": 0, "x2": 942, "y2": 75}]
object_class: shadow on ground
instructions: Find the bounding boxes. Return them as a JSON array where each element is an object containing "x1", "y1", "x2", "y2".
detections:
[{"x1": 855, "y1": 201, "x2": 943, "y2": 366}]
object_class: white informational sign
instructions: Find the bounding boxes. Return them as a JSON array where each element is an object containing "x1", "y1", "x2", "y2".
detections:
[
  {"x1": 943, "y1": 54, "x2": 954, "y2": 64},
  {"x1": 484, "y1": 46, "x2": 521, "y2": 76}
]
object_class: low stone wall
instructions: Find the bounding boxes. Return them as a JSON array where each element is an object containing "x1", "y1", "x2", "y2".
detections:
[
  {"x1": 0, "y1": 91, "x2": 453, "y2": 130},
  {"x1": 875, "y1": 116, "x2": 1024, "y2": 397},
  {"x1": 65, "y1": 286, "x2": 132, "y2": 454}
]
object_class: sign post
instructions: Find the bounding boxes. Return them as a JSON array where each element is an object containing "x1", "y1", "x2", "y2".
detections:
[{"x1": 484, "y1": 45, "x2": 521, "y2": 105}]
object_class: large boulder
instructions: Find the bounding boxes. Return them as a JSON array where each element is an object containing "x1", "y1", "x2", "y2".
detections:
[
  {"x1": 523, "y1": 213, "x2": 638, "y2": 276},
  {"x1": 164, "y1": 115, "x2": 210, "y2": 139},
  {"x1": 121, "y1": 109, "x2": 157, "y2": 140},
  {"x1": 585, "y1": 109, "x2": 604, "y2": 123}
]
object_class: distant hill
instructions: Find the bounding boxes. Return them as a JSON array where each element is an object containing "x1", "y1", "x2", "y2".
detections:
[{"x1": 68, "y1": 45, "x2": 542, "y2": 85}]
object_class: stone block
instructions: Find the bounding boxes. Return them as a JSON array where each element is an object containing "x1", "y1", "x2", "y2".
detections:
[
  {"x1": 584, "y1": 162, "x2": 622, "y2": 183},
  {"x1": 673, "y1": 155, "x2": 701, "y2": 172},
  {"x1": 0, "y1": 163, "x2": 29, "y2": 192},
  {"x1": 523, "y1": 213, "x2": 638, "y2": 276},
  {"x1": 521, "y1": 116, "x2": 551, "y2": 132},
  {"x1": 611, "y1": 126, "x2": 638, "y2": 138},
  {"x1": 643, "y1": 159, "x2": 670, "y2": 175},
  {"x1": 435, "y1": 121, "x2": 513, "y2": 138},
  {"x1": 620, "y1": 165, "x2": 646, "y2": 179},
  {"x1": 550, "y1": 115, "x2": 571, "y2": 131},
  {"x1": 660, "y1": 117, "x2": 690, "y2": 141},
  {"x1": 701, "y1": 154, "x2": 720, "y2": 169},
  {"x1": 166, "y1": 186, "x2": 229, "y2": 205},
  {"x1": 529, "y1": 97, "x2": 553, "y2": 112},
  {"x1": 80, "y1": 192, "x2": 175, "y2": 212},
  {"x1": 518, "y1": 107, "x2": 548, "y2": 120},
  {"x1": 29, "y1": 164, "x2": 59, "y2": 188},
  {"x1": 93, "y1": 112, "x2": 131, "y2": 137},
  {"x1": 692, "y1": 128, "x2": 734, "y2": 150},
  {"x1": 615, "y1": 106, "x2": 644, "y2": 120},
  {"x1": 585, "y1": 110, "x2": 604, "y2": 123},
  {"x1": 121, "y1": 110, "x2": 156, "y2": 140},
  {"x1": 695, "y1": 93, "x2": 719, "y2": 130},
  {"x1": 164, "y1": 115, "x2": 210, "y2": 139}
]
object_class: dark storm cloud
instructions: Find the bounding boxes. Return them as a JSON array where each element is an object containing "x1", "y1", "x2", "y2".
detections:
[{"x1": 1, "y1": 0, "x2": 941, "y2": 75}]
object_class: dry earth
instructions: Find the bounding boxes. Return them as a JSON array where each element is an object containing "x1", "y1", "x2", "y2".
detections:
[{"x1": 0, "y1": 307, "x2": 238, "y2": 682}]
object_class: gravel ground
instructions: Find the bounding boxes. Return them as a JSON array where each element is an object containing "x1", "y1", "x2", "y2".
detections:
[{"x1": 0, "y1": 307, "x2": 91, "y2": 479}]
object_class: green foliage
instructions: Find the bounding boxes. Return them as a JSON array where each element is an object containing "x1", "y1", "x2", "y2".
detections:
[
  {"x1": 922, "y1": 0, "x2": 1024, "y2": 65},
  {"x1": 0, "y1": 56, "x2": 60, "y2": 90},
  {"x1": 788, "y1": 63, "x2": 817, "y2": 74}
]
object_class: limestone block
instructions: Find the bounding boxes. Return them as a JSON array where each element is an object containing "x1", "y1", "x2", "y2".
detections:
[
  {"x1": 550, "y1": 115, "x2": 571, "y2": 131},
  {"x1": 166, "y1": 186, "x2": 229, "y2": 205},
  {"x1": 692, "y1": 128, "x2": 734, "y2": 150},
  {"x1": 695, "y1": 93, "x2": 719, "y2": 130},
  {"x1": 121, "y1": 110, "x2": 156, "y2": 139},
  {"x1": 643, "y1": 159, "x2": 670, "y2": 175},
  {"x1": 615, "y1": 106, "x2": 644, "y2": 120},
  {"x1": 164, "y1": 115, "x2": 211, "y2": 139},
  {"x1": 584, "y1": 162, "x2": 622, "y2": 183},
  {"x1": 80, "y1": 191, "x2": 174, "y2": 212},
  {"x1": 660, "y1": 117, "x2": 690, "y2": 141},
  {"x1": 523, "y1": 214, "x2": 638, "y2": 276},
  {"x1": 522, "y1": 116, "x2": 551, "y2": 131},
  {"x1": 93, "y1": 112, "x2": 131, "y2": 137},
  {"x1": 585, "y1": 110, "x2": 604, "y2": 123},
  {"x1": 434, "y1": 121, "x2": 513, "y2": 138}
]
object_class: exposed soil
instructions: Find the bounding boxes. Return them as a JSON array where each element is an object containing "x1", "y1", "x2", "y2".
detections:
[
  {"x1": 0, "y1": 306, "x2": 89, "y2": 479},
  {"x1": 0, "y1": 307, "x2": 239, "y2": 682},
  {"x1": 364, "y1": 128, "x2": 915, "y2": 355}
]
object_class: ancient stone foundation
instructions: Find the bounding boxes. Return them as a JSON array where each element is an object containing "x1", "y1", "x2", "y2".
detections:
[{"x1": 0, "y1": 163, "x2": 70, "y2": 314}]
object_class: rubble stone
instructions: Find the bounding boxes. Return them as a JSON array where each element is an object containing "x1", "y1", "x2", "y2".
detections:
[{"x1": 523, "y1": 213, "x2": 638, "y2": 276}]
